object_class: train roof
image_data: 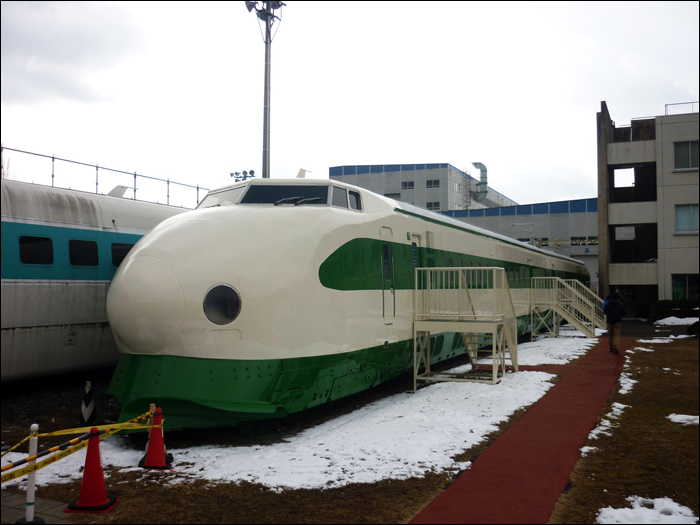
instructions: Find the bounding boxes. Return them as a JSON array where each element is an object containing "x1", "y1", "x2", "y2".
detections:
[
  {"x1": 203, "y1": 179, "x2": 586, "y2": 267},
  {"x1": 1, "y1": 178, "x2": 186, "y2": 232},
  {"x1": 392, "y1": 200, "x2": 586, "y2": 266}
]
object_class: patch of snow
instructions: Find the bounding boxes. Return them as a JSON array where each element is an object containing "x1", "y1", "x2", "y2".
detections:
[{"x1": 597, "y1": 496, "x2": 697, "y2": 524}]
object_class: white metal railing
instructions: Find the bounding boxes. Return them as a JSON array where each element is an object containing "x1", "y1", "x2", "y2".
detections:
[
  {"x1": 665, "y1": 101, "x2": 699, "y2": 115},
  {"x1": 413, "y1": 267, "x2": 518, "y2": 386},
  {"x1": 564, "y1": 279, "x2": 606, "y2": 329},
  {"x1": 415, "y1": 267, "x2": 503, "y2": 321},
  {"x1": 414, "y1": 267, "x2": 518, "y2": 349},
  {"x1": 531, "y1": 277, "x2": 604, "y2": 337}
]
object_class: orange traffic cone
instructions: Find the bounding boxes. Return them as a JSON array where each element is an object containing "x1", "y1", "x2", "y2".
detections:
[
  {"x1": 64, "y1": 428, "x2": 119, "y2": 513},
  {"x1": 139, "y1": 407, "x2": 173, "y2": 470}
]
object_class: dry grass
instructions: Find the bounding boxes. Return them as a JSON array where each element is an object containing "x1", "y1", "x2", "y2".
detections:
[
  {"x1": 2, "y1": 337, "x2": 698, "y2": 524},
  {"x1": 549, "y1": 336, "x2": 699, "y2": 524}
]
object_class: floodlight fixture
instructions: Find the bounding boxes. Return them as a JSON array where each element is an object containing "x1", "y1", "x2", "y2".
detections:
[{"x1": 232, "y1": 169, "x2": 256, "y2": 183}]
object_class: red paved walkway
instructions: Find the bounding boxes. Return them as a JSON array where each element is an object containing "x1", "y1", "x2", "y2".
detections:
[{"x1": 411, "y1": 336, "x2": 634, "y2": 524}]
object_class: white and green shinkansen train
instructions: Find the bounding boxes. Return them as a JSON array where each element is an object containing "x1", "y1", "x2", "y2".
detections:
[{"x1": 107, "y1": 178, "x2": 589, "y2": 430}]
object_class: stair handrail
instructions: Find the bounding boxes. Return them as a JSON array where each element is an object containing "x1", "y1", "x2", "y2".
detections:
[
  {"x1": 531, "y1": 277, "x2": 600, "y2": 337},
  {"x1": 564, "y1": 279, "x2": 605, "y2": 329},
  {"x1": 555, "y1": 278, "x2": 596, "y2": 334}
]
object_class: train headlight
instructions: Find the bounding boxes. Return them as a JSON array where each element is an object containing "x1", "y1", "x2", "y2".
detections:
[{"x1": 203, "y1": 284, "x2": 242, "y2": 325}]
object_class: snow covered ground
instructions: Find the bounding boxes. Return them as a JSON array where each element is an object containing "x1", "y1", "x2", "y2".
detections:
[
  {"x1": 3, "y1": 329, "x2": 697, "y2": 523},
  {"x1": 654, "y1": 316, "x2": 699, "y2": 326}
]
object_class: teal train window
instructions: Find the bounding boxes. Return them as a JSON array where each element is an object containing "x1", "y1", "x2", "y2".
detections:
[
  {"x1": 111, "y1": 243, "x2": 135, "y2": 267},
  {"x1": 69, "y1": 240, "x2": 99, "y2": 267},
  {"x1": 19, "y1": 236, "x2": 53, "y2": 265}
]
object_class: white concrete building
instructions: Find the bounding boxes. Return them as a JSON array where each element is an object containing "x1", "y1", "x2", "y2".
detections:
[
  {"x1": 329, "y1": 163, "x2": 517, "y2": 212},
  {"x1": 597, "y1": 101, "x2": 699, "y2": 316}
]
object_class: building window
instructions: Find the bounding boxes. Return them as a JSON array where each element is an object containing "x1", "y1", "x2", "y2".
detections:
[
  {"x1": 69, "y1": 240, "x2": 99, "y2": 267},
  {"x1": 676, "y1": 204, "x2": 699, "y2": 233},
  {"x1": 427, "y1": 180, "x2": 440, "y2": 189},
  {"x1": 427, "y1": 202, "x2": 440, "y2": 211},
  {"x1": 401, "y1": 181, "x2": 414, "y2": 190},
  {"x1": 453, "y1": 182, "x2": 462, "y2": 192},
  {"x1": 672, "y1": 274, "x2": 699, "y2": 301},
  {"x1": 674, "y1": 141, "x2": 699, "y2": 170}
]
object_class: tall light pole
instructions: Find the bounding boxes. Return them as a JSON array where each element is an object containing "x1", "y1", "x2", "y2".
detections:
[{"x1": 245, "y1": 1, "x2": 285, "y2": 179}]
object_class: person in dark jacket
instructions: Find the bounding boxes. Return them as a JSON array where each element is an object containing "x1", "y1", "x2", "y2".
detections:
[{"x1": 604, "y1": 293, "x2": 626, "y2": 354}]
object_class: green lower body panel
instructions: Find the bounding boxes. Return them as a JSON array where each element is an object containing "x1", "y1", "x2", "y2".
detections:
[
  {"x1": 109, "y1": 315, "x2": 534, "y2": 430},
  {"x1": 109, "y1": 333, "x2": 468, "y2": 430}
]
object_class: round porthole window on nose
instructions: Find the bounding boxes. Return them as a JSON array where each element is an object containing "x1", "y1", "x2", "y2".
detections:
[{"x1": 203, "y1": 285, "x2": 241, "y2": 325}]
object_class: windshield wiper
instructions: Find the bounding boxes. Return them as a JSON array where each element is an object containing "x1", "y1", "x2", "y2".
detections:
[
  {"x1": 294, "y1": 197, "x2": 325, "y2": 206},
  {"x1": 273, "y1": 196, "x2": 303, "y2": 206}
]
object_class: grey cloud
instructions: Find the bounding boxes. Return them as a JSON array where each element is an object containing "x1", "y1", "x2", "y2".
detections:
[{"x1": 1, "y1": 1, "x2": 144, "y2": 104}]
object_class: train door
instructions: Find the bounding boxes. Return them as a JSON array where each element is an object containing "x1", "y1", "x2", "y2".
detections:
[{"x1": 380, "y1": 226, "x2": 395, "y2": 325}]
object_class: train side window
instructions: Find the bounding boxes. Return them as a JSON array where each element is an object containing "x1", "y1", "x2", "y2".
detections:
[
  {"x1": 69, "y1": 240, "x2": 99, "y2": 266},
  {"x1": 112, "y1": 243, "x2": 135, "y2": 267},
  {"x1": 382, "y1": 243, "x2": 391, "y2": 280},
  {"x1": 349, "y1": 191, "x2": 362, "y2": 211},
  {"x1": 19, "y1": 236, "x2": 53, "y2": 265},
  {"x1": 332, "y1": 186, "x2": 349, "y2": 208}
]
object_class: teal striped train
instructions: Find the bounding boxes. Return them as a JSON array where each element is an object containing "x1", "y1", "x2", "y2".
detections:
[
  {"x1": 1, "y1": 179, "x2": 185, "y2": 381},
  {"x1": 106, "y1": 179, "x2": 589, "y2": 430}
]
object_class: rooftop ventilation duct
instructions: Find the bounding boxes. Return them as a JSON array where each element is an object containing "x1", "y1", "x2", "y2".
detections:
[{"x1": 471, "y1": 162, "x2": 488, "y2": 202}]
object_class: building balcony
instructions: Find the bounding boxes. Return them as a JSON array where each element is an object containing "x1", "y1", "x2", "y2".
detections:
[
  {"x1": 608, "y1": 201, "x2": 657, "y2": 225},
  {"x1": 609, "y1": 263, "x2": 658, "y2": 286}
]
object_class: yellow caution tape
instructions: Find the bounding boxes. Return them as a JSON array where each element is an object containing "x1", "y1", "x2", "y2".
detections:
[
  {"x1": 1, "y1": 411, "x2": 154, "y2": 459},
  {"x1": 1, "y1": 411, "x2": 156, "y2": 483},
  {"x1": 2, "y1": 435, "x2": 90, "y2": 484},
  {"x1": 38, "y1": 421, "x2": 158, "y2": 437}
]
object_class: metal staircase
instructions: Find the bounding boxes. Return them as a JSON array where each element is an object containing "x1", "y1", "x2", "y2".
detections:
[
  {"x1": 413, "y1": 267, "x2": 518, "y2": 389},
  {"x1": 530, "y1": 277, "x2": 606, "y2": 339}
]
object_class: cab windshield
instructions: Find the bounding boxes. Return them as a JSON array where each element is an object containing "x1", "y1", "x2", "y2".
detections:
[
  {"x1": 197, "y1": 186, "x2": 247, "y2": 209},
  {"x1": 240, "y1": 185, "x2": 329, "y2": 205},
  {"x1": 197, "y1": 183, "x2": 345, "y2": 209}
]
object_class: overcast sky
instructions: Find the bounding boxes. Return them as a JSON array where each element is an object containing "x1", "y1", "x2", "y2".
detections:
[{"x1": 1, "y1": 1, "x2": 698, "y2": 207}]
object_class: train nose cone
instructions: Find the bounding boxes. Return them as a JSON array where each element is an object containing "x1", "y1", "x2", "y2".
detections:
[{"x1": 107, "y1": 255, "x2": 184, "y2": 354}]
